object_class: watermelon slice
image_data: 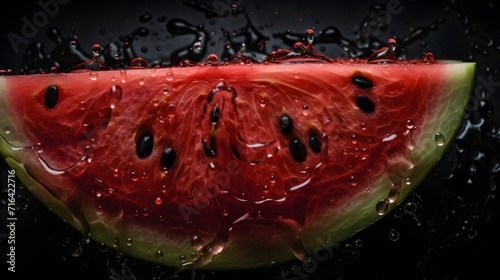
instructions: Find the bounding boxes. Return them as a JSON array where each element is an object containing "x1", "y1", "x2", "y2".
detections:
[{"x1": 0, "y1": 39, "x2": 475, "y2": 270}]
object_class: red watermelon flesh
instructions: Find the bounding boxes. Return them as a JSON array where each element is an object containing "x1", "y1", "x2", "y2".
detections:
[{"x1": 0, "y1": 56, "x2": 475, "y2": 269}]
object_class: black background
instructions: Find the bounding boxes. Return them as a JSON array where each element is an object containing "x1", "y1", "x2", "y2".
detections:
[{"x1": 1, "y1": 0, "x2": 499, "y2": 279}]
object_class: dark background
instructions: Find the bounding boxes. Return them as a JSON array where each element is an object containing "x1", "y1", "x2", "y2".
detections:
[{"x1": 1, "y1": 0, "x2": 499, "y2": 279}]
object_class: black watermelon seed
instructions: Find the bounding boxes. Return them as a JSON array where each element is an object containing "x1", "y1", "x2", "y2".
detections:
[
  {"x1": 203, "y1": 138, "x2": 216, "y2": 158},
  {"x1": 290, "y1": 138, "x2": 307, "y2": 162},
  {"x1": 279, "y1": 114, "x2": 293, "y2": 135},
  {"x1": 161, "y1": 147, "x2": 176, "y2": 169},
  {"x1": 351, "y1": 76, "x2": 374, "y2": 89},
  {"x1": 309, "y1": 135, "x2": 321, "y2": 153},
  {"x1": 136, "y1": 134, "x2": 154, "y2": 158},
  {"x1": 204, "y1": 147, "x2": 216, "y2": 157},
  {"x1": 211, "y1": 106, "x2": 219, "y2": 123},
  {"x1": 44, "y1": 85, "x2": 59, "y2": 109},
  {"x1": 356, "y1": 95, "x2": 375, "y2": 113}
]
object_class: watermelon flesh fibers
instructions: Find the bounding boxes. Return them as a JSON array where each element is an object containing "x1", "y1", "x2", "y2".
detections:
[{"x1": 0, "y1": 38, "x2": 475, "y2": 269}]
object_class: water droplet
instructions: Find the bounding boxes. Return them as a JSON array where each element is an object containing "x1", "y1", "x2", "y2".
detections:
[
  {"x1": 156, "y1": 250, "x2": 164, "y2": 258},
  {"x1": 302, "y1": 105, "x2": 309, "y2": 115},
  {"x1": 405, "y1": 178, "x2": 411, "y2": 186},
  {"x1": 467, "y1": 227, "x2": 477, "y2": 239},
  {"x1": 191, "y1": 235, "x2": 204, "y2": 250},
  {"x1": 120, "y1": 70, "x2": 127, "y2": 83},
  {"x1": 406, "y1": 120, "x2": 415, "y2": 129},
  {"x1": 129, "y1": 171, "x2": 139, "y2": 181},
  {"x1": 96, "y1": 205, "x2": 104, "y2": 215},
  {"x1": 306, "y1": 28, "x2": 315, "y2": 45},
  {"x1": 166, "y1": 69, "x2": 174, "y2": 81},
  {"x1": 269, "y1": 174, "x2": 277, "y2": 183},
  {"x1": 349, "y1": 176, "x2": 357, "y2": 187},
  {"x1": 139, "y1": 78, "x2": 145, "y2": 86},
  {"x1": 193, "y1": 41, "x2": 203, "y2": 53},
  {"x1": 92, "y1": 43, "x2": 102, "y2": 56},
  {"x1": 355, "y1": 239, "x2": 363, "y2": 247},
  {"x1": 34, "y1": 142, "x2": 45, "y2": 153},
  {"x1": 404, "y1": 202, "x2": 417, "y2": 216},
  {"x1": 109, "y1": 85, "x2": 123, "y2": 109},
  {"x1": 388, "y1": 228, "x2": 400, "y2": 241},
  {"x1": 89, "y1": 72, "x2": 99, "y2": 80},
  {"x1": 70, "y1": 242, "x2": 83, "y2": 257},
  {"x1": 368, "y1": 38, "x2": 397, "y2": 64},
  {"x1": 435, "y1": 132, "x2": 445, "y2": 146},
  {"x1": 129, "y1": 57, "x2": 148, "y2": 68},
  {"x1": 126, "y1": 237, "x2": 133, "y2": 246},
  {"x1": 351, "y1": 134, "x2": 358, "y2": 145},
  {"x1": 155, "y1": 197, "x2": 163, "y2": 205},
  {"x1": 162, "y1": 88, "x2": 169, "y2": 95},
  {"x1": 4, "y1": 126, "x2": 11, "y2": 134},
  {"x1": 207, "y1": 54, "x2": 219, "y2": 66},
  {"x1": 79, "y1": 101, "x2": 87, "y2": 110},
  {"x1": 376, "y1": 198, "x2": 389, "y2": 215},
  {"x1": 422, "y1": 51, "x2": 435, "y2": 63},
  {"x1": 387, "y1": 187, "x2": 400, "y2": 203}
]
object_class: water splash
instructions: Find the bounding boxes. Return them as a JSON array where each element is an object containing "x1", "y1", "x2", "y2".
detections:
[{"x1": 367, "y1": 38, "x2": 397, "y2": 63}]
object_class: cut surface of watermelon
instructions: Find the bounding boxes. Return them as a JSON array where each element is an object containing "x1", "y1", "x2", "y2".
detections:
[{"x1": 0, "y1": 55, "x2": 475, "y2": 269}]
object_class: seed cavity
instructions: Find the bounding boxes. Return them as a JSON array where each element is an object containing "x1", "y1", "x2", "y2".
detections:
[
  {"x1": 44, "y1": 85, "x2": 59, "y2": 109},
  {"x1": 211, "y1": 106, "x2": 220, "y2": 123},
  {"x1": 203, "y1": 138, "x2": 216, "y2": 158},
  {"x1": 351, "y1": 76, "x2": 373, "y2": 89},
  {"x1": 356, "y1": 95, "x2": 375, "y2": 113},
  {"x1": 309, "y1": 135, "x2": 321, "y2": 153},
  {"x1": 279, "y1": 114, "x2": 293, "y2": 135},
  {"x1": 136, "y1": 133, "x2": 154, "y2": 158},
  {"x1": 161, "y1": 147, "x2": 176, "y2": 169},
  {"x1": 290, "y1": 138, "x2": 307, "y2": 162}
]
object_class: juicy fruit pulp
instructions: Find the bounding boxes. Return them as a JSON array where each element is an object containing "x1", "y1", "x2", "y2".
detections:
[{"x1": 0, "y1": 41, "x2": 475, "y2": 269}]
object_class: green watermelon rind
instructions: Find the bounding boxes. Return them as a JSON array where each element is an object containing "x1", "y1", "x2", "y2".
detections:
[{"x1": 0, "y1": 61, "x2": 475, "y2": 270}]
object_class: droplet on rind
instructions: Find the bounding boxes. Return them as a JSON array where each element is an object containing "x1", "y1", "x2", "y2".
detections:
[
  {"x1": 125, "y1": 237, "x2": 133, "y2": 246},
  {"x1": 191, "y1": 235, "x2": 204, "y2": 250},
  {"x1": 434, "y1": 132, "x2": 445, "y2": 146},
  {"x1": 376, "y1": 199, "x2": 389, "y2": 215},
  {"x1": 306, "y1": 28, "x2": 315, "y2": 45},
  {"x1": 155, "y1": 250, "x2": 164, "y2": 258}
]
